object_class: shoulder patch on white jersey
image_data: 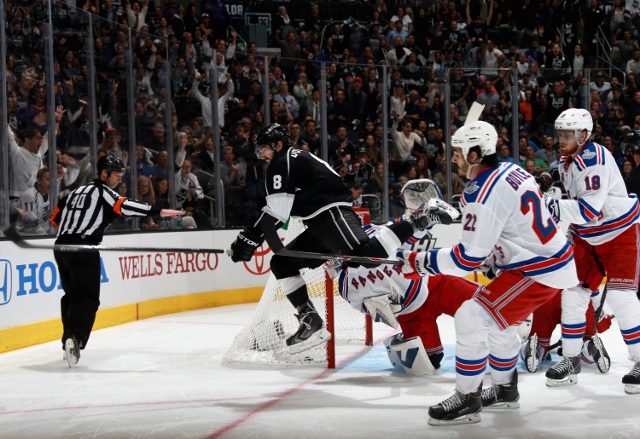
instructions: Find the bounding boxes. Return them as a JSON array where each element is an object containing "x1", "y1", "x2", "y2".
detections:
[
  {"x1": 581, "y1": 150, "x2": 596, "y2": 160},
  {"x1": 574, "y1": 142, "x2": 605, "y2": 171},
  {"x1": 464, "y1": 181, "x2": 480, "y2": 194}
]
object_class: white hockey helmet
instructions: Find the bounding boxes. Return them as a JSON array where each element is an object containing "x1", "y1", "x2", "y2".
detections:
[
  {"x1": 451, "y1": 121, "x2": 498, "y2": 164},
  {"x1": 554, "y1": 108, "x2": 592, "y2": 141}
]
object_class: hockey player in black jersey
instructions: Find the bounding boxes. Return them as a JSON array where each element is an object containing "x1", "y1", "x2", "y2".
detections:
[{"x1": 229, "y1": 123, "x2": 458, "y2": 354}]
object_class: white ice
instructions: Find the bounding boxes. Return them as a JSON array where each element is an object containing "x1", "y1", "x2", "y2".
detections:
[{"x1": 0, "y1": 302, "x2": 639, "y2": 439}]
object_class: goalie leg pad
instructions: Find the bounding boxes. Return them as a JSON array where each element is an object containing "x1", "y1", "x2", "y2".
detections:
[{"x1": 384, "y1": 334, "x2": 436, "y2": 376}]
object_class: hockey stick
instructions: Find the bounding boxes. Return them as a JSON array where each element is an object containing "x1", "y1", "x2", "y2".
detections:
[
  {"x1": 277, "y1": 248, "x2": 404, "y2": 266},
  {"x1": 464, "y1": 102, "x2": 485, "y2": 126},
  {"x1": 590, "y1": 246, "x2": 608, "y2": 324},
  {"x1": 2, "y1": 223, "x2": 228, "y2": 254}
]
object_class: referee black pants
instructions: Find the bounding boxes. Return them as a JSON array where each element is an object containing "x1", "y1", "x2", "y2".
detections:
[{"x1": 54, "y1": 236, "x2": 101, "y2": 349}]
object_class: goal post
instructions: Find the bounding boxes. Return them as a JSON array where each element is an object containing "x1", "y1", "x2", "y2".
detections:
[{"x1": 223, "y1": 209, "x2": 374, "y2": 369}]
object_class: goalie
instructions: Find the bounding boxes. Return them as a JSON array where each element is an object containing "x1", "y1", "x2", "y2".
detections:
[
  {"x1": 328, "y1": 179, "x2": 483, "y2": 377},
  {"x1": 228, "y1": 124, "x2": 458, "y2": 355}
]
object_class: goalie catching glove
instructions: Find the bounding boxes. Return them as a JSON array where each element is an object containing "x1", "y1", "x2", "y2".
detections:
[
  {"x1": 230, "y1": 227, "x2": 264, "y2": 262},
  {"x1": 396, "y1": 250, "x2": 439, "y2": 280},
  {"x1": 410, "y1": 198, "x2": 460, "y2": 231}
]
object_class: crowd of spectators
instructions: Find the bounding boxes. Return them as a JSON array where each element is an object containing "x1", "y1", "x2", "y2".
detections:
[{"x1": 6, "y1": 0, "x2": 640, "y2": 232}]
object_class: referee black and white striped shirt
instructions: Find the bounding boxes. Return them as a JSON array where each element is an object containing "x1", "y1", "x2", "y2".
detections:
[{"x1": 50, "y1": 178, "x2": 161, "y2": 243}]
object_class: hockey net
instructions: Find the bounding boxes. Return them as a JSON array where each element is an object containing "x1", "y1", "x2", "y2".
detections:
[{"x1": 223, "y1": 215, "x2": 373, "y2": 368}]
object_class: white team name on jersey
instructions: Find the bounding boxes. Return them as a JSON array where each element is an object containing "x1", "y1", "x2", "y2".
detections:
[{"x1": 504, "y1": 167, "x2": 533, "y2": 191}]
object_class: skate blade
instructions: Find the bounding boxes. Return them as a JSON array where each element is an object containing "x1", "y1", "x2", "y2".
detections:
[
  {"x1": 624, "y1": 384, "x2": 640, "y2": 395},
  {"x1": 428, "y1": 413, "x2": 481, "y2": 426},
  {"x1": 526, "y1": 356, "x2": 539, "y2": 373},
  {"x1": 483, "y1": 401, "x2": 520, "y2": 410},
  {"x1": 546, "y1": 374, "x2": 578, "y2": 387},
  {"x1": 288, "y1": 328, "x2": 331, "y2": 354},
  {"x1": 65, "y1": 339, "x2": 79, "y2": 368},
  {"x1": 592, "y1": 336, "x2": 611, "y2": 374},
  {"x1": 596, "y1": 357, "x2": 611, "y2": 374}
]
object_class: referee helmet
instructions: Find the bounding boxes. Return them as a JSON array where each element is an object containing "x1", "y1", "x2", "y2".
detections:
[{"x1": 97, "y1": 154, "x2": 126, "y2": 175}]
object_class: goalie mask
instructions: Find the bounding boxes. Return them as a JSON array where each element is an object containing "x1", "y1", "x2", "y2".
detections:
[{"x1": 401, "y1": 179, "x2": 443, "y2": 217}]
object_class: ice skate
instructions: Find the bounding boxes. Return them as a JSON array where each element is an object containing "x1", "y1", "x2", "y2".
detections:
[
  {"x1": 546, "y1": 356, "x2": 581, "y2": 387},
  {"x1": 427, "y1": 386, "x2": 482, "y2": 426},
  {"x1": 522, "y1": 334, "x2": 544, "y2": 373},
  {"x1": 64, "y1": 336, "x2": 80, "y2": 368},
  {"x1": 622, "y1": 361, "x2": 640, "y2": 394},
  {"x1": 364, "y1": 295, "x2": 400, "y2": 329},
  {"x1": 586, "y1": 335, "x2": 610, "y2": 373},
  {"x1": 481, "y1": 371, "x2": 520, "y2": 409},
  {"x1": 286, "y1": 304, "x2": 331, "y2": 354}
]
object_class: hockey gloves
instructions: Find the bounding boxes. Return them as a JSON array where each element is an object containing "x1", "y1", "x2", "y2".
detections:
[
  {"x1": 411, "y1": 198, "x2": 460, "y2": 231},
  {"x1": 543, "y1": 195, "x2": 561, "y2": 223},
  {"x1": 230, "y1": 227, "x2": 264, "y2": 262},
  {"x1": 396, "y1": 250, "x2": 438, "y2": 280}
]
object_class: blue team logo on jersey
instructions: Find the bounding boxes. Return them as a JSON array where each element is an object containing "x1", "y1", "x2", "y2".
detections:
[
  {"x1": 0, "y1": 260, "x2": 12, "y2": 305},
  {"x1": 581, "y1": 150, "x2": 596, "y2": 160},
  {"x1": 464, "y1": 181, "x2": 480, "y2": 194}
]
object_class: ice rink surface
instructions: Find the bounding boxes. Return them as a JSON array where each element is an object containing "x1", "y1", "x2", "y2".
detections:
[{"x1": 1, "y1": 302, "x2": 639, "y2": 439}]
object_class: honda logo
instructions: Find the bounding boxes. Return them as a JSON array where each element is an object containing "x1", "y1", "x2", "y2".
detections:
[{"x1": 0, "y1": 260, "x2": 12, "y2": 305}]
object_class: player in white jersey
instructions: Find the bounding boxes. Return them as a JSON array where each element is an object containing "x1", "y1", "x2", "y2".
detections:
[
  {"x1": 18, "y1": 167, "x2": 53, "y2": 235},
  {"x1": 544, "y1": 108, "x2": 640, "y2": 393},
  {"x1": 397, "y1": 121, "x2": 580, "y2": 425}
]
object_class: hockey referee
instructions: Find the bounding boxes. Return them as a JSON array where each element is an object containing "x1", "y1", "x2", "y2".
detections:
[{"x1": 50, "y1": 154, "x2": 183, "y2": 367}]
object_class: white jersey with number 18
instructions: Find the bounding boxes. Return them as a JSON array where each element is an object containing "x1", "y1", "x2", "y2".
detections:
[{"x1": 558, "y1": 142, "x2": 640, "y2": 245}]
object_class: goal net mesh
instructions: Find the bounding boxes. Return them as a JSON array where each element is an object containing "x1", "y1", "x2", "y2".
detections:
[{"x1": 222, "y1": 218, "x2": 369, "y2": 367}]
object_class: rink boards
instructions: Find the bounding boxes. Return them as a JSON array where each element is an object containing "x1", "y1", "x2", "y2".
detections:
[{"x1": 0, "y1": 222, "x2": 569, "y2": 353}]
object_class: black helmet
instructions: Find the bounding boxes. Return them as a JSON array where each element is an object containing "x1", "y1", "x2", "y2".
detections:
[
  {"x1": 97, "y1": 154, "x2": 126, "y2": 175},
  {"x1": 622, "y1": 130, "x2": 640, "y2": 154},
  {"x1": 254, "y1": 123, "x2": 291, "y2": 152}
]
